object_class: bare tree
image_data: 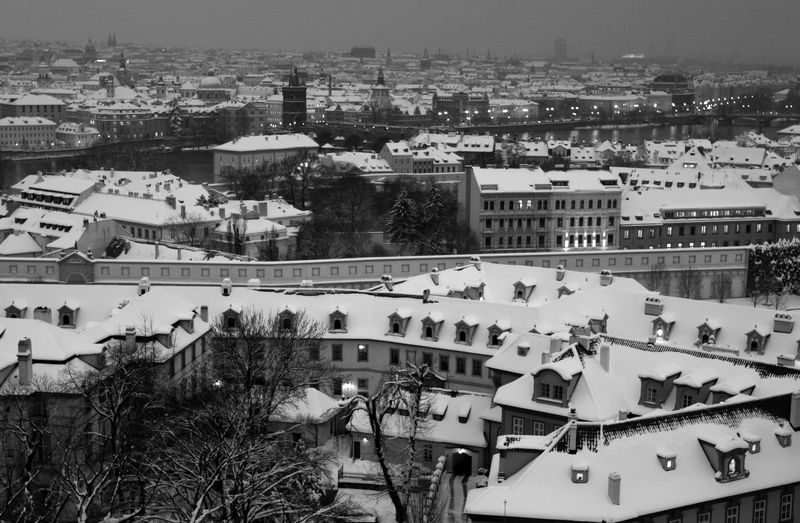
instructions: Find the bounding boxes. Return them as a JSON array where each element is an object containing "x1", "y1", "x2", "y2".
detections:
[
  {"x1": 348, "y1": 363, "x2": 441, "y2": 523},
  {"x1": 59, "y1": 328, "x2": 163, "y2": 522},
  {"x1": 677, "y1": 264, "x2": 702, "y2": 299},
  {"x1": 137, "y1": 308, "x2": 348, "y2": 522},
  {"x1": 165, "y1": 211, "x2": 209, "y2": 248},
  {"x1": 0, "y1": 379, "x2": 73, "y2": 522},
  {"x1": 711, "y1": 272, "x2": 733, "y2": 303},
  {"x1": 646, "y1": 262, "x2": 671, "y2": 294}
]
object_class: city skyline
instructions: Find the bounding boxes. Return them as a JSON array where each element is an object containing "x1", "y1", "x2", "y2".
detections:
[{"x1": 2, "y1": 0, "x2": 800, "y2": 63}]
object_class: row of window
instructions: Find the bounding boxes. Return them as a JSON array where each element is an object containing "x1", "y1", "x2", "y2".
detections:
[
  {"x1": 329, "y1": 343, "x2": 484, "y2": 377},
  {"x1": 687, "y1": 493, "x2": 794, "y2": 523},
  {"x1": 664, "y1": 207, "x2": 764, "y2": 219},
  {"x1": 485, "y1": 233, "x2": 614, "y2": 249},
  {"x1": 482, "y1": 199, "x2": 619, "y2": 212}
]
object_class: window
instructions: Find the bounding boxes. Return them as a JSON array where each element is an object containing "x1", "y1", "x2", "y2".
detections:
[
  {"x1": 390, "y1": 348, "x2": 400, "y2": 365},
  {"x1": 645, "y1": 384, "x2": 658, "y2": 404},
  {"x1": 552, "y1": 385, "x2": 564, "y2": 401},
  {"x1": 753, "y1": 499, "x2": 766, "y2": 523},
  {"x1": 357, "y1": 378, "x2": 369, "y2": 395},
  {"x1": 698, "y1": 513, "x2": 711, "y2": 523},
  {"x1": 332, "y1": 378, "x2": 342, "y2": 396},
  {"x1": 681, "y1": 393, "x2": 693, "y2": 408},
  {"x1": 456, "y1": 357, "x2": 466, "y2": 374},
  {"x1": 332, "y1": 344, "x2": 343, "y2": 362},
  {"x1": 308, "y1": 343, "x2": 320, "y2": 360},
  {"x1": 781, "y1": 493, "x2": 793, "y2": 521},
  {"x1": 533, "y1": 421, "x2": 545, "y2": 435},
  {"x1": 472, "y1": 359, "x2": 482, "y2": 377},
  {"x1": 422, "y1": 444, "x2": 433, "y2": 461},
  {"x1": 726, "y1": 505, "x2": 739, "y2": 523},
  {"x1": 511, "y1": 417, "x2": 524, "y2": 435},
  {"x1": 540, "y1": 383, "x2": 550, "y2": 397},
  {"x1": 439, "y1": 355, "x2": 449, "y2": 372},
  {"x1": 422, "y1": 352, "x2": 433, "y2": 367}
]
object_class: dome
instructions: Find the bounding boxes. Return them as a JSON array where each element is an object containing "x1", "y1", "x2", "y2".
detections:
[{"x1": 199, "y1": 73, "x2": 222, "y2": 89}]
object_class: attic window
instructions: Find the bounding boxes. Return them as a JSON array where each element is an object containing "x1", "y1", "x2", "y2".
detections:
[
  {"x1": 387, "y1": 312, "x2": 410, "y2": 337},
  {"x1": 329, "y1": 310, "x2": 347, "y2": 333},
  {"x1": 657, "y1": 448, "x2": 676, "y2": 471},
  {"x1": 278, "y1": 310, "x2": 295, "y2": 330}
]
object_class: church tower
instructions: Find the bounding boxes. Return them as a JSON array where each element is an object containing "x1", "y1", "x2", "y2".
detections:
[
  {"x1": 371, "y1": 66, "x2": 391, "y2": 124},
  {"x1": 282, "y1": 66, "x2": 307, "y2": 130}
]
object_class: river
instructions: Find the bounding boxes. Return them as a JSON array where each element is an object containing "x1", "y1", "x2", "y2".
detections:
[{"x1": 0, "y1": 122, "x2": 782, "y2": 189}]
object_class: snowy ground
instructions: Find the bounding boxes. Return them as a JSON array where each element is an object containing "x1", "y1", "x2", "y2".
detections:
[{"x1": 711, "y1": 294, "x2": 800, "y2": 311}]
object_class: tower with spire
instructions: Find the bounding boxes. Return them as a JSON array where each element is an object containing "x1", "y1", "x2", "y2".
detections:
[
  {"x1": 420, "y1": 48, "x2": 431, "y2": 71},
  {"x1": 371, "y1": 66, "x2": 391, "y2": 123},
  {"x1": 282, "y1": 66, "x2": 307, "y2": 129}
]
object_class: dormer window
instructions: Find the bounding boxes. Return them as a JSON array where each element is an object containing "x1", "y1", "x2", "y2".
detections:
[
  {"x1": 421, "y1": 313, "x2": 444, "y2": 341},
  {"x1": 638, "y1": 362, "x2": 681, "y2": 408},
  {"x1": 454, "y1": 317, "x2": 478, "y2": 346},
  {"x1": 697, "y1": 319, "x2": 721, "y2": 345},
  {"x1": 222, "y1": 306, "x2": 241, "y2": 330},
  {"x1": 5, "y1": 303, "x2": 27, "y2": 319},
  {"x1": 57, "y1": 303, "x2": 79, "y2": 329},
  {"x1": 512, "y1": 279, "x2": 536, "y2": 302},
  {"x1": 487, "y1": 322, "x2": 511, "y2": 348},
  {"x1": 329, "y1": 309, "x2": 347, "y2": 333},
  {"x1": 697, "y1": 434, "x2": 749, "y2": 483},
  {"x1": 278, "y1": 309, "x2": 296, "y2": 331},
  {"x1": 745, "y1": 326, "x2": 770, "y2": 355},
  {"x1": 387, "y1": 310, "x2": 411, "y2": 337},
  {"x1": 652, "y1": 314, "x2": 676, "y2": 340}
]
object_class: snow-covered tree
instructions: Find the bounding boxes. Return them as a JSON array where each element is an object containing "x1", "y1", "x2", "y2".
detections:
[{"x1": 386, "y1": 189, "x2": 421, "y2": 251}]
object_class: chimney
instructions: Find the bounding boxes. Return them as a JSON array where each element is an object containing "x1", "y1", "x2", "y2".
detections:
[
  {"x1": 17, "y1": 338, "x2": 32, "y2": 387},
  {"x1": 124, "y1": 325, "x2": 136, "y2": 351},
  {"x1": 200, "y1": 305, "x2": 209, "y2": 322},
  {"x1": 608, "y1": 473, "x2": 621, "y2": 505},
  {"x1": 110, "y1": 168, "x2": 115, "y2": 178},
  {"x1": 164, "y1": 182, "x2": 171, "y2": 192},
  {"x1": 177, "y1": 248, "x2": 182, "y2": 260},
  {"x1": 599, "y1": 342, "x2": 610, "y2": 371},
  {"x1": 550, "y1": 337, "x2": 562, "y2": 354},
  {"x1": 219, "y1": 207, "x2": 226, "y2": 220},
  {"x1": 154, "y1": 242, "x2": 160, "y2": 259},
  {"x1": 33, "y1": 307, "x2": 51, "y2": 323},
  {"x1": 181, "y1": 205, "x2": 186, "y2": 219},
  {"x1": 567, "y1": 419, "x2": 578, "y2": 454},
  {"x1": 556, "y1": 265, "x2": 565, "y2": 281},
  {"x1": 600, "y1": 269, "x2": 613, "y2": 286},
  {"x1": 541, "y1": 352, "x2": 551, "y2": 364},
  {"x1": 791, "y1": 390, "x2": 800, "y2": 430},
  {"x1": 618, "y1": 410, "x2": 629, "y2": 421},
  {"x1": 381, "y1": 274, "x2": 393, "y2": 292},
  {"x1": 470, "y1": 255, "x2": 481, "y2": 270},
  {"x1": 430, "y1": 267, "x2": 440, "y2": 285},
  {"x1": 166, "y1": 195, "x2": 176, "y2": 209},
  {"x1": 422, "y1": 289, "x2": 430, "y2": 303}
]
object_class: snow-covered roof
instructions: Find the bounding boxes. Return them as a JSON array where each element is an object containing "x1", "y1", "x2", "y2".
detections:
[
  {"x1": 213, "y1": 133, "x2": 318, "y2": 153},
  {"x1": 466, "y1": 400, "x2": 800, "y2": 521}
]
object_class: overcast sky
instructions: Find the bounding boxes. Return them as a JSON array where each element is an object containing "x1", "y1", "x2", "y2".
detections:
[{"x1": 3, "y1": 0, "x2": 799, "y2": 62}]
